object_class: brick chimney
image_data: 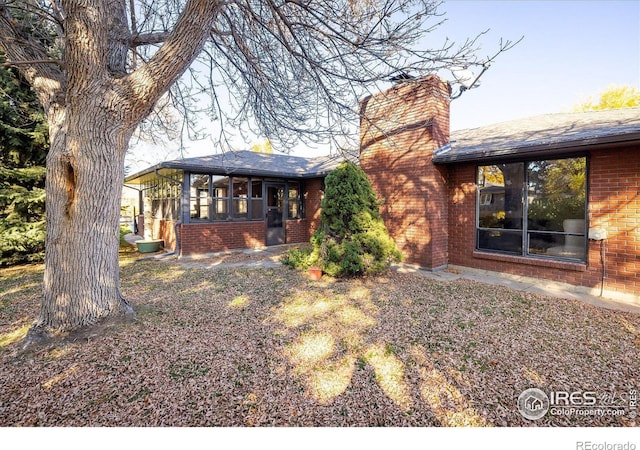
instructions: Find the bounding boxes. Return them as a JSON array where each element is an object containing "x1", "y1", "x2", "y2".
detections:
[{"x1": 359, "y1": 75, "x2": 451, "y2": 269}]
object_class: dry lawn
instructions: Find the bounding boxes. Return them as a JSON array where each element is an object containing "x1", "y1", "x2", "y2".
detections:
[{"x1": 1, "y1": 254, "x2": 638, "y2": 426}]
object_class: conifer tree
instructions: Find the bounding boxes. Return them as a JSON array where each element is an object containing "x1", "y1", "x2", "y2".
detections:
[
  {"x1": 0, "y1": 53, "x2": 48, "y2": 266},
  {"x1": 311, "y1": 161, "x2": 401, "y2": 277}
]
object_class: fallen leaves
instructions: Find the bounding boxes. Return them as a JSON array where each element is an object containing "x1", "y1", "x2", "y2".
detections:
[{"x1": 0, "y1": 256, "x2": 638, "y2": 426}]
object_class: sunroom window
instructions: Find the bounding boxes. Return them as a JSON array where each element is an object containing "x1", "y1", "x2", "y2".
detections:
[
  {"x1": 251, "y1": 180, "x2": 263, "y2": 220},
  {"x1": 477, "y1": 157, "x2": 587, "y2": 261},
  {"x1": 232, "y1": 177, "x2": 249, "y2": 219},
  {"x1": 287, "y1": 182, "x2": 302, "y2": 219},
  {"x1": 211, "y1": 175, "x2": 230, "y2": 220},
  {"x1": 189, "y1": 174, "x2": 210, "y2": 220},
  {"x1": 188, "y1": 174, "x2": 300, "y2": 222}
]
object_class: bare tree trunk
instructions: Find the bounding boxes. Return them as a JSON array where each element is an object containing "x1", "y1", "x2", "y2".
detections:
[
  {"x1": 7, "y1": 0, "x2": 221, "y2": 338},
  {"x1": 32, "y1": 100, "x2": 134, "y2": 334}
]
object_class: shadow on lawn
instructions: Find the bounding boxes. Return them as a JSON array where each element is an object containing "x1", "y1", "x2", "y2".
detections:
[
  {"x1": 266, "y1": 279, "x2": 490, "y2": 426},
  {"x1": 1, "y1": 259, "x2": 638, "y2": 426}
]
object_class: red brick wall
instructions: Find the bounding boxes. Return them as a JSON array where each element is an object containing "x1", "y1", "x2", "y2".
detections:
[
  {"x1": 286, "y1": 220, "x2": 309, "y2": 244},
  {"x1": 305, "y1": 177, "x2": 323, "y2": 235},
  {"x1": 589, "y1": 146, "x2": 640, "y2": 295},
  {"x1": 360, "y1": 75, "x2": 451, "y2": 268},
  {"x1": 179, "y1": 221, "x2": 266, "y2": 256},
  {"x1": 157, "y1": 219, "x2": 177, "y2": 251},
  {"x1": 145, "y1": 217, "x2": 177, "y2": 251},
  {"x1": 285, "y1": 178, "x2": 323, "y2": 244},
  {"x1": 447, "y1": 146, "x2": 640, "y2": 297},
  {"x1": 447, "y1": 164, "x2": 475, "y2": 265}
]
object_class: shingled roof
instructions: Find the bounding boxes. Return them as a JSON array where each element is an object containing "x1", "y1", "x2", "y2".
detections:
[
  {"x1": 433, "y1": 107, "x2": 640, "y2": 164},
  {"x1": 125, "y1": 150, "x2": 354, "y2": 183}
]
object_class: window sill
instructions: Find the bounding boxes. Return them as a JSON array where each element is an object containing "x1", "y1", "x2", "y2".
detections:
[
  {"x1": 472, "y1": 251, "x2": 587, "y2": 272},
  {"x1": 187, "y1": 219, "x2": 263, "y2": 224}
]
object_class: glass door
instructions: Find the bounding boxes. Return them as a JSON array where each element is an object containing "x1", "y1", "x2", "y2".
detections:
[{"x1": 265, "y1": 183, "x2": 285, "y2": 246}]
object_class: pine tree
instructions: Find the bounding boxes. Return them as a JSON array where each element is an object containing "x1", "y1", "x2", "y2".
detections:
[{"x1": 0, "y1": 52, "x2": 48, "y2": 266}]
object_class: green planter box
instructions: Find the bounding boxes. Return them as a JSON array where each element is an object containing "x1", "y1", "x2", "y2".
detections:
[{"x1": 136, "y1": 239, "x2": 163, "y2": 253}]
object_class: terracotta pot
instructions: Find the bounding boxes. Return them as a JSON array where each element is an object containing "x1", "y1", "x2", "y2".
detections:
[{"x1": 308, "y1": 266, "x2": 322, "y2": 280}]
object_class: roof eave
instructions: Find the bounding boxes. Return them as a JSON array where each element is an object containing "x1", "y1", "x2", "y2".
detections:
[
  {"x1": 124, "y1": 161, "x2": 332, "y2": 183},
  {"x1": 433, "y1": 132, "x2": 640, "y2": 164},
  {"x1": 124, "y1": 163, "x2": 166, "y2": 184}
]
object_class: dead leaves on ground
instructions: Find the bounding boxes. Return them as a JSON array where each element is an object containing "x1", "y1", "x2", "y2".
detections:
[{"x1": 0, "y1": 259, "x2": 638, "y2": 426}]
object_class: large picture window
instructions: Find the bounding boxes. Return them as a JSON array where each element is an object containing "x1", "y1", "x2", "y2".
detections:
[{"x1": 477, "y1": 157, "x2": 587, "y2": 261}]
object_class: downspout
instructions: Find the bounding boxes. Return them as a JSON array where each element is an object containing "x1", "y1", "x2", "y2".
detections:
[{"x1": 599, "y1": 239, "x2": 606, "y2": 298}]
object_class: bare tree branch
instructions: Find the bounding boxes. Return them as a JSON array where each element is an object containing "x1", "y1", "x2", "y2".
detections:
[
  {"x1": 123, "y1": 0, "x2": 224, "y2": 123},
  {"x1": 1, "y1": 0, "x2": 518, "y2": 151},
  {"x1": 131, "y1": 31, "x2": 171, "y2": 46},
  {"x1": 0, "y1": 2, "x2": 65, "y2": 111}
]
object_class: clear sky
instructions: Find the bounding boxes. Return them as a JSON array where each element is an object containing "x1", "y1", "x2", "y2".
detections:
[
  {"x1": 128, "y1": 1, "x2": 640, "y2": 168},
  {"x1": 437, "y1": 0, "x2": 640, "y2": 131}
]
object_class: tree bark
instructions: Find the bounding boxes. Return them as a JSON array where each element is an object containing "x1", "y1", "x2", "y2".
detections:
[
  {"x1": 33, "y1": 95, "x2": 135, "y2": 333},
  {"x1": 23, "y1": 0, "x2": 222, "y2": 335}
]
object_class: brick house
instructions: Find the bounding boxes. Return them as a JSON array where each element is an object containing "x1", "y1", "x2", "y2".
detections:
[
  {"x1": 126, "y1": 74, "x2": 640, "y2": 298},
  {"x1": 360, "y1": 75, "x2": 640, "y2": 299}
]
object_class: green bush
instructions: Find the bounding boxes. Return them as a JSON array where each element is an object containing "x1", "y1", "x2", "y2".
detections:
[
  {"x1": 281, "y1": 246, "x2": 314, "y2": 270},
  {"x1": 284, "y1": 161, "x2": 401, "y2": 277},
  {"x1": 0, "y1": 219, "x2": 45, "y2": 266}
]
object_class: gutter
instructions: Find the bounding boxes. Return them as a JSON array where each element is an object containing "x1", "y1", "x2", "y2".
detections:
[{"x1": 433, "y1": 131, "x2": 640, "y2": 164}]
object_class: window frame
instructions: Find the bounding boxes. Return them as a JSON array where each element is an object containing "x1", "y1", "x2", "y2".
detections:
[
  {"x1": 250, "y1": 179, "x2": 264, "y2": 221},
  {"x1": 189, "y1": 173, "x2": 212, "y2": 221},
  {"x1": 210, "y1": 175, "x2": 230, "y2": 221},
  {"x1": 286, "y1": 181, "x2": 304, "y2": 220},
  {"x1": 143, "y1": 170, "x2": 182, "y2": 221},
  {"x1": 475, "y1": 155, "x2": 588, "y2": 263},
  {"x1": 231, "y1": 176, "x2": 250, "y2": 220},
  {"x1": 186, "y1": 173, "x2": 304, "y2": 223}
]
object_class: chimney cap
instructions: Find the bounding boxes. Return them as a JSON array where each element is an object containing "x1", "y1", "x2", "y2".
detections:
[{"x1": 388, "y1": 71, "x2": 415, "y2": 83}]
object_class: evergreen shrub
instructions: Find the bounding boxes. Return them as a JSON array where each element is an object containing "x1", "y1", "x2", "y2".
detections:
[{"x1": 283, "y1": 161, "x2": 401, "y2": 277}]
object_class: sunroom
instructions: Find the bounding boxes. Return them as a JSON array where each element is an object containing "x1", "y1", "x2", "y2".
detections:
[{"x1": 124, "y1": 151, "x2": 347, "y2": 256}]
